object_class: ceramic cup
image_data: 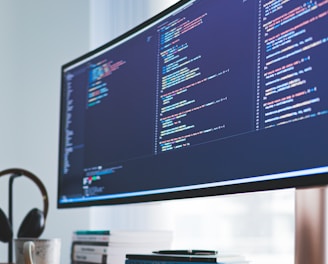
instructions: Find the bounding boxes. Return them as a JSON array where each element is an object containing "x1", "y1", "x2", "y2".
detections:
[{"x1": 14, "y1": 238, "x2": 61, "y2": 264}]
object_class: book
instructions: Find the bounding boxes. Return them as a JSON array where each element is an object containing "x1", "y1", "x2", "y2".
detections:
[
  {"x1": 74, "y1": 230, "x2": 110, "y2": 235},
  {"x1": 126, "y1": 259, "x2": 249, "y2": 264},
  {"x1": 125, "y1": 253, "x2": 248, "y2": 264},
  {"x1": 72, "y1": 230, "x2": 110, "y2": 243},
  {"x1": 73, "y1": 244, "x2": 109, "y2": 255},
  {"x1": 126, "y1": 254, "x2": 218, "y2": 263},
  {"x1": 73, "y1": 251, "x2": 107, "y2": 264}
]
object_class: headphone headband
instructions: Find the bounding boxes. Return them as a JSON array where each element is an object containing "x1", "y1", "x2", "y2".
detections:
[{"x1": 0, "y1": 168, "x2": 49, "y2": 218}]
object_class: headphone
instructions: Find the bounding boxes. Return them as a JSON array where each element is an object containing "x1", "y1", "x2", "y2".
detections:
[{"x1": 0, "y1": 168, "x2": 48, "y2": 242}]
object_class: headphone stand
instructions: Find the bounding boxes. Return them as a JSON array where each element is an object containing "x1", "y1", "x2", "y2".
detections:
[
  {"x1": 8, "y1": 173, "x2": 22, "y2": 263},
  {"x1": 0, "y1": 168, "x2": 49, "y2": 263}
]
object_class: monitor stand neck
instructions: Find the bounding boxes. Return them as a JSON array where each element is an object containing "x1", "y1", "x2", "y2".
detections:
[{"x1": 295, "y1": 185, "x2": 327, "y2": 264}]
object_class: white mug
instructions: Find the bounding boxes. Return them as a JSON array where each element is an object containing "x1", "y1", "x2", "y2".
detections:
[{"x1": 15, "y1": 238, "x2": 61, "y2": 264}]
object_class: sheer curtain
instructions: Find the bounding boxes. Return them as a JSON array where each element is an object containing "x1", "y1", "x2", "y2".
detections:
[{"x1": 89, "y1": 1, "x2": 295, "y2": 263}]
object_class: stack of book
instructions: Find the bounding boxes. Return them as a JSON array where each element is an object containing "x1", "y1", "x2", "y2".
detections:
[
  {"x1": 71, "y1": 230, "x2": 173, "y2": 264},
  {"x1": 125, "y1": 251, "x2": 249, "y2": 264},
  {"x1": 71, "y1": 230, "x2": 110, "y2": 264}
]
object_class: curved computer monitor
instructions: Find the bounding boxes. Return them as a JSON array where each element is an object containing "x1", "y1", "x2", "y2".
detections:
[{"x1": 58, "y1": 0, "x2": 328, "y2": 208}]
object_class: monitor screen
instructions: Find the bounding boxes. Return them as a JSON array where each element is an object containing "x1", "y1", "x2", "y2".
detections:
[{"x1": 58, "y1": 0, "x2": 328, "y2": 208}]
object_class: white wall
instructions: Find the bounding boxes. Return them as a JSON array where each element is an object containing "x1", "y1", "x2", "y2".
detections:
[{"x1": 0, "y1": 1, "x2": 92, "y2": 263}]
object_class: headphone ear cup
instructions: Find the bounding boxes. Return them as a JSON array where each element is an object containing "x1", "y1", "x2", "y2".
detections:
[
  {"x1": 0, "y1": 208, "x2": 13, "y2": 242},
  {"x1": 17, "y1": 208, "x2": 45, "y2": 238}
]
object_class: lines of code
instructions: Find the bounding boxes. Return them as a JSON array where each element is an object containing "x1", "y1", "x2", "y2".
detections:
[
  {"x1": 62, "y1": 69, "x2": 89, "y2": 177},
  {"x1": 62, "y1": 73, "x2": 74, "y2": 174},
  {"x1": 261, "y1": 0, "x2": 328, "y2": 128},
  {"x1": 88, "y1": 59, "x2": 126, "y2": 107},
  {"x1": 156, "y1": 12, "x2": 230, "y2": 153}
]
